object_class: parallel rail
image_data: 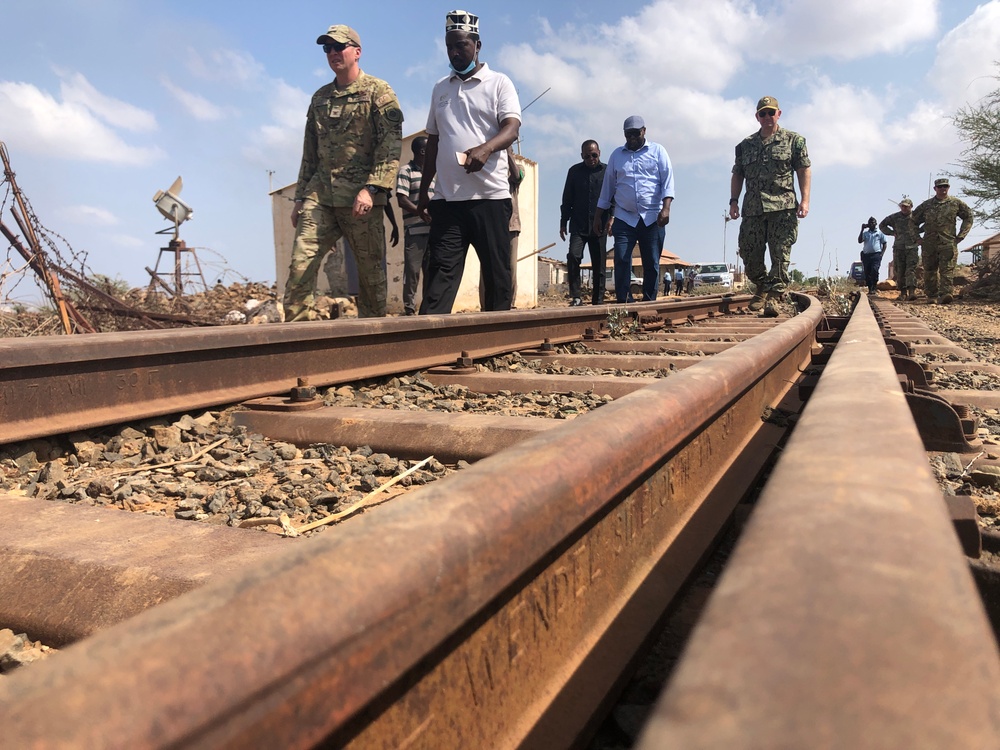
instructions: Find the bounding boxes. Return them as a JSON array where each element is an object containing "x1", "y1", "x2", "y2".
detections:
[
  {"x1": 638, "y1": 294, "x2": 1000, "y2": 748},
  {"x1": 2, "y1": 294, "x2": 998, "y2": 748},
  {"x1": 0, "y1": 296, "x2": 743, "y2": 445}
]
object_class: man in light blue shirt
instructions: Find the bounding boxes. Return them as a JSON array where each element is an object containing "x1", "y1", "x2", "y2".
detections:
[
  {"x1": 857, "y1": 216, "x2": 888, "y2": 295},
  {"x1": 593, "y1": 115, "x2": 675, "y2": 302}
]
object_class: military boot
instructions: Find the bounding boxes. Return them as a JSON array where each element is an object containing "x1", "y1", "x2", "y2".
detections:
[
  {"x1": 762, "y1": 293, "x2": 780, "y2": 318},
  {"x1": 748, "y1": 293, "x2": 766, "y2": 312}
]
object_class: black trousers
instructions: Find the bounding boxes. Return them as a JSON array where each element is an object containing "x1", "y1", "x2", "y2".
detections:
[
  {"x1": 862, "y1": 252, "x2": 883, "y2": 291},
  {"x1": 568, "y1": 232, "x2": 607, "y2": 305},
  {"x1": 420, "y1": 199, "x2": 513, "y2": 314}
]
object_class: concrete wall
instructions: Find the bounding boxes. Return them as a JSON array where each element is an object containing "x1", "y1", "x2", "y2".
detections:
[{"x1": 272, "y1": 131, "x2": 538, "y2": 314}]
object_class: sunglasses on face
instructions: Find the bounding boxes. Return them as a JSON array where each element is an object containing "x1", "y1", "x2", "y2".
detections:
[
  {"x1": 322, "y1": 42, "x2": 353, "y2": 53},
  {"x1": 584, "y1": 152, "x2": 600, "y2": 158},
  {"x1": 757, "y1": 109, "x2": 777, "y2": 117},
  {"x1": 624, "y1": 129, "x2": 642, "y2": 137},
  {"x1": 935, "y1": 185, "x2": 949, "y2": 189}
]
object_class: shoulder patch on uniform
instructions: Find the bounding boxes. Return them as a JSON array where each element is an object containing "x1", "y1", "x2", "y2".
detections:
[
  {"x1": 374, "y1": 93, "x2": 396, "y2": 109},
  {"x1": 384, "y1": 107, "x2": 403, "y2": 123}
]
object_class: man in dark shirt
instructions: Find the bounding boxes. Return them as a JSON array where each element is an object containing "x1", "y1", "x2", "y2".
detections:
[{"x1": 560, "y1": 140, "x2": 612, "y2": 306}]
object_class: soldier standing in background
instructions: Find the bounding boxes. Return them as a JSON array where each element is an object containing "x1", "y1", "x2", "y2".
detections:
[
  {"x1": 911, "y1": 177, "x2": 973, "y2": 305},
  {"x1": 879, "y1": 197, "x2": 922, "y2": 301},
  {"x1": 729, "y1": 95, "x2": 811, "y2": 317},
  {"x1": 285, "y1": 24, "x2": 403, "y2": 320}
]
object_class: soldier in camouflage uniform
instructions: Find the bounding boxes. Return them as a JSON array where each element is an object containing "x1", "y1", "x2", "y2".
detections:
[
  {"x1": 879, "y1": 197, "x2": 922, "y2": 300},
  {"x1": 911, "y1": 177, "x2": 973, "y2": 305},
  {"x1": 285, "y1": 24, "x2": 403, "y2": 320},
  {"x1": 729, "y1": 96, "x2": 811, "y2": 317}
]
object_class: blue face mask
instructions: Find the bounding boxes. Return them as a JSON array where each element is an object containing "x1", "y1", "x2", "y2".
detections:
[{"x1": 451, "y1": 58, "x2": 477, "y2": 75}]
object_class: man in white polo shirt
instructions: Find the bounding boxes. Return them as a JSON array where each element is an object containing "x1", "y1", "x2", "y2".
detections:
[{"x1": 416, "y1": 9, "x2": 522, "y2": 313}]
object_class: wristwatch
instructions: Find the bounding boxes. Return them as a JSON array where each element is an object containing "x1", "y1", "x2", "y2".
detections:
[{"x1": 364, "y1": 185, "x2": 380, "y2": 196}]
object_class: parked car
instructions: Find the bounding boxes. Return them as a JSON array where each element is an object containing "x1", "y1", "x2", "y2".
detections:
[
  {"x1": 849, "y1": 261, "x2": 865, "y2": 285},
  {"x1": 605, "y1": 272, "x2": 644, "y2": 297},
  {"x1": 693, "y1": 263, "x2": 734, "y2": 288}
]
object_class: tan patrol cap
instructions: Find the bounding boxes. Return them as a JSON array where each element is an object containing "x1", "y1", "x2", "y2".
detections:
[
  {"x1": 934, "y1": 177, "x2": 950, "y2": 187},
  {"x1": 317, "y1": 25, "x2": 361, "y2": 46},
  {"x1": 756, "y1": 96, "x2": 779, "y2": 112}
]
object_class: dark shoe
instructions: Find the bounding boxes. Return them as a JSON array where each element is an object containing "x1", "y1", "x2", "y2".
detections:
[
  {"x1": 940, "y1": 294, "x2": 953, "y2": 305},
  {"x1": 569, "y1": 297, "x2": 583, "y2": 307},
  {"x1": 748, "y1": 294, "x2": 766, "y2": 312},
  {"x1": 762, "y1": 293, "x2": 780, "y2": 318},
  {"x1": 930, "y1": 297, "x2": 940, "y2": 305}
]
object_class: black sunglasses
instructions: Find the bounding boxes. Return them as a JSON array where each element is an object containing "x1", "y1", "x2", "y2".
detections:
[
  {"x1": 584, "y1": 152, "x2": 600, "y2": 158},
  {"x1": 624, "y1": 129, "x2": 642, "y2": 137},
  {"x1": 322, "y1": 42, "x2": 353, "y2": 53},
  {"x1": 757, "y1": 109, "x2": 777, "y2": 117},
  {"x1": 935, "y1": 184, "x2": 949, "y2": 189}
]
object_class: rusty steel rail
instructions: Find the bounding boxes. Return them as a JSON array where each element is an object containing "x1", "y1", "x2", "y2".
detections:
[
  {"x1": 0, "y1": 296, "x2": 746, "y2": 445},
  {"x1": 638, "y1": 293, "x2": 1000, "y2": 748},
  {"x1": 0, "y1": 294, "x2": 817, "y2": 748}
]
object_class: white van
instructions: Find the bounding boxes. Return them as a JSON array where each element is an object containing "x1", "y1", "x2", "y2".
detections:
[{"x1": 693, "y1": 263, "x2": 734, "y2": 288}]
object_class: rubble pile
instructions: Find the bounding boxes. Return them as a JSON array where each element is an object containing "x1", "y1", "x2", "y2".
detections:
[
  {"x1": 0, "y1": 629, "x2": 55, "y2": 675},
  {"x1": 961, "y1": 256, "x2": 1000, "y2": 301},
  {"x1": 0, "y1": 410, "x2": 454, "y2": 535},
  {"x1": 120, "y1": 280, "x2": 282, "y2": 326},
  {"x1": 1, "y1": 281, "x2": 283, "y2": 337}
]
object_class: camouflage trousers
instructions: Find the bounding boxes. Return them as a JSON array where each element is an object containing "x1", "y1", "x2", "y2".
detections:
[
  {"x1": 737, "y1": 209, "x2": 797, "y2": 295},
  {"x1": 922, "y1": 240, "x2": 956, "y2": 298},
  {"x1": 284, "y1": 199, "x2": 387, "y2": 320},
  {"x1": 893, "y1": 244, "x2": 919, "y2": 291}
]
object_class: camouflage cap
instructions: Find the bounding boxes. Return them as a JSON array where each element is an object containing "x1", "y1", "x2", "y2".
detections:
[
  {"x1": 756, "y1": 96, "x2": 779, "y2": 112},
  {"x1": 445, "y1": 10, "x2": 479, "y2": 33},
  {"x1": 317, "y1": 25, "x2": 361, "y2": 47},
  {"x1": 899, "y1": 197, "x2": 913, "y2": 207},
  {"x1": 934, "y1": 177, "x2": 950, "y2": 187}
]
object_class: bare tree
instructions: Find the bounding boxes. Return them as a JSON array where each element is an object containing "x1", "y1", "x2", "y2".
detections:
[{"x1": 950, "y1": 63, "x2": 1000, "y2": 228}]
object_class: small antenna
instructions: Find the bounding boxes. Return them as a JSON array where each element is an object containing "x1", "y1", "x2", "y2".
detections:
[{"x1": 522, "y1": 87, "x2": 551, "y2": 111}]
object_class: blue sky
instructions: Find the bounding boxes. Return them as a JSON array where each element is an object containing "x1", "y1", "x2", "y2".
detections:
[{"x1": 2, "y1": 0, "x2": 999, "y2": 306}]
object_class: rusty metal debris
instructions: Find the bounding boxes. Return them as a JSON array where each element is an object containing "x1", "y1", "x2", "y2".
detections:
[
  {"x1": 1, "y1": 142, "x2": 90, "y2": 334},
  {"x1": 1, "y1": 143, "x2": 220, "y2": 335}
]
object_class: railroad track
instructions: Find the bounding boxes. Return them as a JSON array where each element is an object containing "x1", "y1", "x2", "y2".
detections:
[{"x1": 1, "y1": 293, "x2": 999, "y2": 748}]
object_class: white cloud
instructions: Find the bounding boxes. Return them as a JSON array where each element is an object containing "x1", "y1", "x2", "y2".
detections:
[
  {"x1": 928, "y1": 1, "x2": 1000, "y2": 108},
  {"x1": 108, "y1": 233, "x2": 146, "y2": 249},
  {"x1": 760, "y1": 0, "x2": 939, "y2": 62},
  {"x1": 0, "y1": 81, "x2": 164, "y2": 165},
  {"x1": 792, "y1": 78, "x2": 890, "y2": 167},
  {"x1": 267, "y1": 80, "x2": 311, "y2": 130},
  {"x1": 243, "y1": 80, "x2": 311, "y2": 176},
  {"x1": 61, "y1": 205, "x2": 120, "y2": 226},
  {"x1": 495, "y1": 0, "x2": 962, "y2": 178},
  {"x1": 185, "y1": 48, "x2": 266, "y2": 88},
  {"x1": 56, "y1": 69, "x2": 157, "y2": 132},
  {"x1": 502, "y1": 0, "x2": 757, "y2": 107},
  {"x1": 160, "y1": 77, "x2": 227, "y2": 122}
]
